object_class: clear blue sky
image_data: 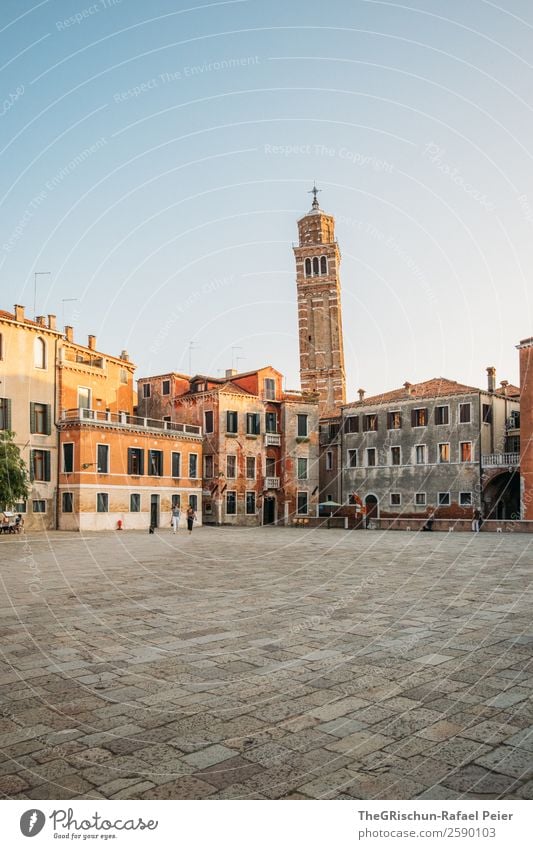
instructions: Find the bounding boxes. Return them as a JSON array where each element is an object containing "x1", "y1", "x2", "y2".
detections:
[{"x1": 1, "y1": 0, "x2": 532, "y2": 398}]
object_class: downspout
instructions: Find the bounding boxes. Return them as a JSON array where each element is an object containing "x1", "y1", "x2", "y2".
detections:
[{"x1": 54, "y1": 336, "x2": 60, "y2": 530}]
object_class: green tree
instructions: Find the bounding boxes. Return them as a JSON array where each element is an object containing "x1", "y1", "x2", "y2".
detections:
[{"x1": 0, "y1": 430, "x2": 30, "y2": 510}]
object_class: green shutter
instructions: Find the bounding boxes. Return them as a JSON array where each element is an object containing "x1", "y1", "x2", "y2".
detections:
[
  {"x1": 29, "y1": 450, "x2": 35, "y2": 481},
  {"x1": 139, "y1": 450, "x2": 144, "y2": 476},
  {"x1": 45, "y1": 404, "x2": 52, "y2": 435},
  {"x1": 30, "y1": 402, "x2": 36, "y2": 434},
  {"x1": 44, "y1": 451, "x2": 51, "y2": 482}
]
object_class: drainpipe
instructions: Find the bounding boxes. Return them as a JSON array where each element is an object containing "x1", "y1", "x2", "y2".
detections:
[{"x1": 54, "y1": 336, "x2": 60, "y2": 530}]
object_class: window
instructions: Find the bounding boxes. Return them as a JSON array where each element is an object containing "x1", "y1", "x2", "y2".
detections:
[
  {"x1": 162, "y1": 379, "x2": 171, "y2": 395},
  {"x1": 189, "y1": 495, "x2": 198, "y2": 512},
  {"x1": 460, "y1": 492, "x2": 472, "y2": 506},
  {"x1": 143, "y1": 383, "x2": 151, "y2": 398},
  {"x1": 62, "y1": 492, "x2": 73, "y2": 513},
  {"x1": 204, "y1": 455, "x2": 214, "y2": 478},
  {"x1": 62, "y1": 443, "x2": 74, "y2": 473},
  {"x1": 128, "y1": 448, "x2": 144, "y2": 475},
  {"x1": 438, "y1": 443, "x2": 450, "y2": 463},
  {"x1": 435, "y1": 405, "x2": 449, "y2": 425},
  {"x1": 482, "y1": 404, "x2": 493, "y2": 424},
  {"x1": 246, "y1": 413, "x2": 260, "y2": 435},
  {"x1": 226, "y1": 410, "x2": 238, "y2": 433},
  {"x1": 120, "y1": 368, "x2": 128, "y2": 385},
  {"x1": 411, "y1": 408, "x2": 428, "y2": 427},
  {"x1": 305, "y1": 258, "x2": 312, "y2": 277},
  {"x1": 415, "y1": 492, "x2": 426, "y2": 506},
  {"x1": 297, "y1": 457, "x2": 308, "y2": 480},
  {"x1": 30, "y1": 402, "x2": 51, "y2": 435},
  {"x1": 344, "y1": 415, "x2": 359, "y2": 433},
  {"x1": 33, "y1": 500, "x2": 46, "y2": 513},
  {"x1": 246, "y1": 456, "x2": 256, "y2": 479},
  {"x1": 77, "y1": 387, "x2": 91, "y2": 409},
  {"x1": 320, "y1": 255, "x2": 327, "y2": 275},
  {"x1": 96, "y1": 492, "x2": 109, "y2": 512},
  {"x1": 148, "y1": 450, "x2": 163, "y2": 476},
  {"x1": 246, "y1": 491, "x2": 256, "y2": 515},
  {"x1": 347, "y1": 449, "x2": 357, "y2": 468},
  {"x1": 171, "y1": 452, "x2": 181, "y2": 478},
  {"x1": 328, "y1": 422, "x2": 339, "y2": 440},
  {"x1": 13, "y1": 501, "x2": 26, "y2": 513},
  {"x1": 130, "y1": 493, "x2": 141, "y2": 512},
  {"x1": 265, "y1": 411, "x2": 277, "y2": 433},
  {"x1": 390, "y1": 493, "x2": 401, "y2": 506},
  {"x1": 297, "y1": 414, "x2": 308, "y2": 437},
  {"x1": 297, "y1": 491, "x2": 309, "y2": 514},
  {"x1": 459, "y1": 403, "x2": 471, "y2": 423},
  {"x1": 171, "y1": 494, "x2": 181, "y2": 509},
  {"x1": 265, "y1": 456, "x2": 276, "y2": 477},
  {"x1": 438, "y1": 492, "x2": 450, "y2": 506},
  {"x1": 34, "y1": 337, "x2": 46, "y2": 369},
  {"x1": 226, "y1": 491, "x2": 237, "y2": 514},
  {"x1": 204, "y1": 410, "x2": 214, "y2": 433},
  {"x1": 312, "y1": 257, "x2": 319, "y2": 275},
  {"x1": 30, "y1": 450, "x2": 51, "y2": 482},
  {"x1": 387, "y1": 411, "x2": 402, "y2": 430},
  {"x1": 460, "y1": 441, "x2": 472, "y2": 462},
  {"x1": 264, "y1": 378, "x2": 276, "y2": 400},
  {"x1": 189, "y1": 453, "x2": 198, "y2": 478},
  {"x1": 97, "y1": 444, "x2": 109, "y2": 473},
  {"x1": 366, "y1": 448, "x2": 376, "y2": 467},
  {"x1": 0, "y1": 398, "x2": 11, "y2": 430},
  {"x1": 226, "y1": 455, "x2": 237, "y2": 478},
  {"x1": 391, "y1": 446, "x2": 401, "y2": 466},
  {"x1": 363, "y1": 414, "x2": 378, "y2": 432},
  {"x1": 415, "y1": 444, "x2": 426, "y2": 465},
  {"x1": 326, "y1": 450, "x2": 333, "y2": 471}
]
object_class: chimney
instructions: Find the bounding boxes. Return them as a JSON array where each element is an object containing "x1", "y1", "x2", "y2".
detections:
[
  {"x1": 487, "y1": 366, "x2": 496, "y2": 393},
  {"x1": 225, "y1": 368, "x2": 237, "y2": 378},
  {"x1": 65, "y1": 325, "x2": 74, "y2": 342},
  {"x1": 120, "y1": 349, "x2": 129, "y2": 362},
  {"x1": 500, "y1": 380, "x2": 509, "y2": 396},
  {"x1": 358, "y1": 388, "x2": 365, "y2": 401},
  {"x1": 36, "y1": 315, "x2": 46, "y2": 326},
  {"x1": 403, "y1": 381, "x2": 412, "y2": 395},
  {"x1": 48, "y1": 314, "x2": 56, "y2": 330},
  {"x1": 14, "y1": 304, "x2": 25, "y2": 322},
  {"x1": 88, "y1": 334, "x2": 96, "y2": 351}
]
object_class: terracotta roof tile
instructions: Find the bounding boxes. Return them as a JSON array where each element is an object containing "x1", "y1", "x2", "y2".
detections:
[{"x1": 345, "y1": 377, "x2": 481, "y2": 408}]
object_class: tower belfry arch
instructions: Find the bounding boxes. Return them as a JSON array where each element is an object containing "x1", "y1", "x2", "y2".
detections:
[{"x1": 293, "y1": 187, "x2": 346, "y2": 416}]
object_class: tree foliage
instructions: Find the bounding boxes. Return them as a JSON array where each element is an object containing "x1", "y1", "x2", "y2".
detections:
[{"x1": 0, "y1": 430, "x2": 30, "y2": 509}]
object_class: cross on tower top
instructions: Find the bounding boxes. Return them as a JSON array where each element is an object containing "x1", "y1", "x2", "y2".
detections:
[{"x1": 308, "y1": 182, "x2": 321, "y2": 210}]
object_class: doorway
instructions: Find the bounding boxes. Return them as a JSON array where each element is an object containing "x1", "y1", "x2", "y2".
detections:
[
  {"x1": 365, "y1": 494, "x2": 379, "y2": 528},
  {"x1": 263, "y1": 496, "x2": 276, "y2": 525},
  {"x1": 150, "y1": 494, "x2": 160, "y2": 528}
]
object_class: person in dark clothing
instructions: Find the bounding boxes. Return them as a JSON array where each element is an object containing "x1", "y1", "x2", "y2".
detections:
[{"x1": 186, "y1": 504, "x2": 196, "y2": 534}]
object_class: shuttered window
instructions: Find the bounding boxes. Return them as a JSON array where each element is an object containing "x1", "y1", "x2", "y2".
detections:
[
  {"x1": 30, "y1": 450, "x2": 51, "y2": 481},
  {"x1": 0, "y1": 398, "x2": 12, "y2": 430},
  {"x1": 30, "y1": 402, "x2": 51, "y2": 434}
]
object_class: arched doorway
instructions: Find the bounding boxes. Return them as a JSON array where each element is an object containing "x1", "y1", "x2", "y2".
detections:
[
  {"x1": 365, "y1": 494, "x2": 379, "y2": 528},
  {"x1": 483, "y1": 472, "x2": 520, "y2": 520},
  {"x1": 263, "y1": 496, "x2": 276, "y2": 525}
]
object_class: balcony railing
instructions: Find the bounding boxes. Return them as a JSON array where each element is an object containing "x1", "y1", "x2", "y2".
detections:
[
  {"x1": 265, "y1": 476, "x2": 280, "y2": 489},
  {"x1": 264, "y1": 433, "x2": 281, "y2": 446},
  {"x1": 482, "y1": 452, "x2": 520, "y2": 468},
  {"x1": 61, "y1": 408, "x2": 201, "y2": 436}
]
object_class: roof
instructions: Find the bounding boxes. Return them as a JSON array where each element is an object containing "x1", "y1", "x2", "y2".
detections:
[
  {"x1": 0, "y1": 309, "x2": 41, "y2": 328},
  {"x1": 344, "y1": 377, "x2": 481, "y2": 408},
  {"x1": 501, "y1": 384, "x2": 520, "y2": 398}
]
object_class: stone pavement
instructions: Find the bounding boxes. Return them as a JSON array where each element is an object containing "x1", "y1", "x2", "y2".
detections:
[{"x1": 0, "y1": 526, "x2": 532, "y2": 801}]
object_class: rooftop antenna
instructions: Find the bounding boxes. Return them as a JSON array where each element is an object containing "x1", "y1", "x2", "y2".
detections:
[
  {"x1": 61, "y1": 298, "x2": 79, "y2": 327},
  {"x1": 33, "y1": 271, "x2": 51, "y2": 317},
  {"x1": 231, "y1": 345, "x2": 243, "y2": 371},
  {"x1": 188, "y1": 340, "x2": 198, "y2": 375}
]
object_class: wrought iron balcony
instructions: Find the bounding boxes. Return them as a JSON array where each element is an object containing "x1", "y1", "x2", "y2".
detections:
[
  {"x1": 482, "y1": 452, "x2": 520, "y2": 468},
  {"x1": 60, "y1": 408, "x2": 201, "y2": 436}
]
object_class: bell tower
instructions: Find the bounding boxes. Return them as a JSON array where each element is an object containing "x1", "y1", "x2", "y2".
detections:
[{"x1": 293, "y1": 186, "x2": 346, "y2": 416}]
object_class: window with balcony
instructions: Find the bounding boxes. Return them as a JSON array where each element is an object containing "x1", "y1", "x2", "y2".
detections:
[
  {"x1": 366, "y1": 448, "x2": 376, "y2": 467},
  {"x1": 30, "y1": 402, "x2": 51, "y2": 435},
  {"x1": 265, "y1": 411, "x2": 277, "y2": 433},
  {"x1": 347, "y1": 449, "x2": 357, "y2": 468},
  {"x1": 391, "y1": 446, "x2": 401, "y2": 466},
  {"x1": 96, "y1": 492, "x2": 109, "y2": 512},
  {"x1": 226, "y1": 455, "x2": 237, "y2": 478},
  {"x1": 128, "y1": 448, "x2": 144, "y2": 476},
  {"x1": 297, "y1": 414, "x2": 308, "y2": 437},
  {"x1": 97, "y1": 444, "x2": 109, "y2": 473},
  {"x1": 171, "y1": 452, "x2": 181, "y2": 478},
  {"x1": 297, "y1": 491, "x2": 309, "y2": 515},
  {"x1": 226, "y1": 410, "x2": 238, "y2": 433},
  {"x1": 148, "y1": 450, "x2": 163, "y2": 476},
  {"x1": 226, "y1": 491, "x2": 237, "y2": 514},
  {"x1": 246, "y1": 491, "x2": 256, "y2": 515},
  {"x1": 77, "y1": 387, "x2": 91, "y2": 409},
  {"x1": 30, "y1": 449, "x2": 51, "y2": 482},
  {"x1": 411, "y1": 408, "x2": 428, "y2": 427},
  {"x1": 204, "y1": 455, "x2": 213, "y2": 478},
  {"x1": 297, "y1": 457, "x2": 308, "y2": 480},
  {"x1": 246, "y1": 456, "x2": 256, "y2": 479},
  {"x1": 344, "y1": 415, "x2": 359, "y2": 433},
  {"x1": 459, "y1": 403, "x2": 471, "y2": 423},
  {"x1": 460, "y1": 441, "x2": 472, "y2": 462},
  {"x1": 62, "y1": 443, "x2": 74, "y2": 473},
  {"x1": 387, "y1": 411, "x2": 402, "y2": 430},
  {"x1": 265, "y1": 457, "x2": 276, "y2": 478},
  {"x1": 130, "y1": 493, "x2": 141, "y2": 512},
  {"x1": 263, "y1": 378, "x2": 276, "y2": 400},
  {"x1": 62, "y1": 492, "x2": 73, "y2": 513},
  {"x1": 246, "y1": 413, "x2": 260, "y2": 435},
  {"x1": 0, "y1": 398, "x2": 11, "y2": 430},
  {"x1": 204, "y1": 410, "x2": 214, "y2": 433},
  {"x1": 435, "y1": 405, "x2": 450, "y2": 425},
  {"x1": 363, "y1": 414, "x2": 378, "y2": 432},
  {"x1": 189, "y1": 453, "x2": 198, "y2": 478}
]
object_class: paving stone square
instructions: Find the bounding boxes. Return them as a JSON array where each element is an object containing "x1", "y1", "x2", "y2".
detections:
[{"x1": 0, "y1": 527, "x2": 531, "y2": 800}]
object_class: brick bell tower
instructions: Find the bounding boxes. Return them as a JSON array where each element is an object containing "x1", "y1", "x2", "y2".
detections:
[{"x1": 293, "y1": 185, "x2": 346, "y2": 416}]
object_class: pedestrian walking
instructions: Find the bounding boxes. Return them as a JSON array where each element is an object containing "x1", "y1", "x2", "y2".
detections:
[
  {"x1": 472, "y1": 508, "x2": 481, "y2": 533},
  {"x1": 171, "y1": 503, "x2": 181, "y2": 534},
  {"x1": 186, "y1": 503, "x2": 196, "y2": 534}
]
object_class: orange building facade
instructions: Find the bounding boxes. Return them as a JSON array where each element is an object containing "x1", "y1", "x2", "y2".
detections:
[{"x1": 518, "y1": 337, "x2": 533, "y2": 520}]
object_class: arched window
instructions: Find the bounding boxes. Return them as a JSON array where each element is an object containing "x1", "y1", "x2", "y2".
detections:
[
  {"x1": 312, "y1": 257, "x2": 319, "y2": 276},
  {"x1": 34, "y1": 337, "x2": 46, "y2": 369},
  {"x1": 304, "y1": 258, "x2": 312, "y2": 277},
  {"x1": 320, "y1": 256, "x2": 327, "y2": 275}
]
